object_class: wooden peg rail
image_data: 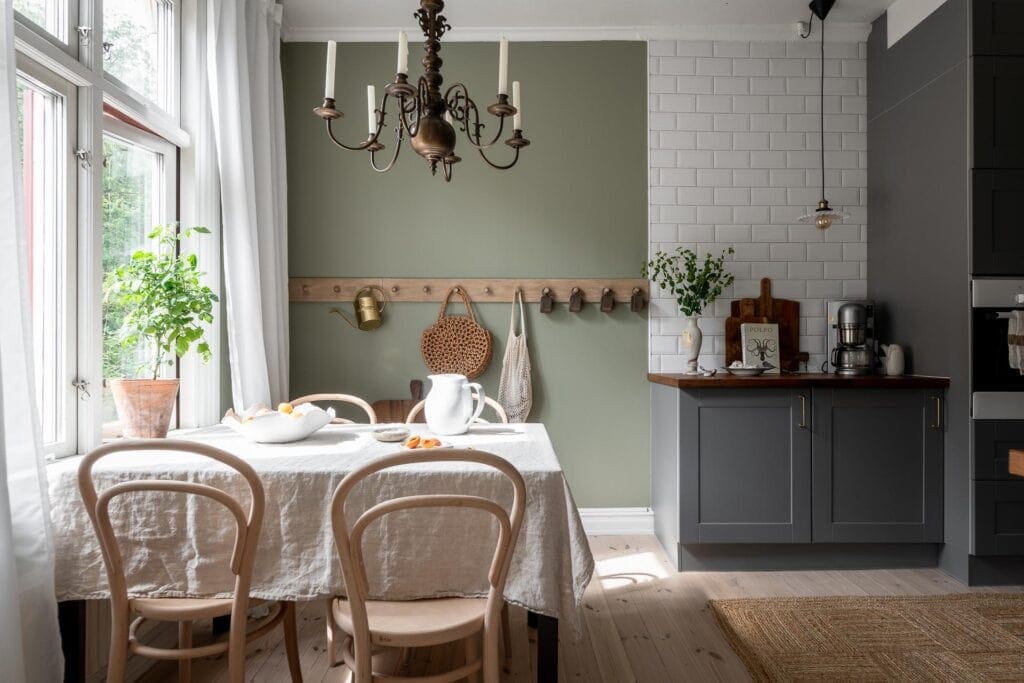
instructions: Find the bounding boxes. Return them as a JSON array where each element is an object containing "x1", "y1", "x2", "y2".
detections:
[{"x1": 288, "y1": 277, "x2": 649, "y2": 306}]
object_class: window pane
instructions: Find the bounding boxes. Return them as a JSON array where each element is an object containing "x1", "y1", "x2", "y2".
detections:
[
  {"x1": 101, "y1": 133, "x2": 168, "y2": 426},
  {"x1": 17, "y1": 75, "x2": 70, "y2": 450},
  {"x1": 103, "y1": 0, "x2": 174, "y2": 108},
  {"x1": 13, "y1": 0, "x2": 67, "y2": 42}
]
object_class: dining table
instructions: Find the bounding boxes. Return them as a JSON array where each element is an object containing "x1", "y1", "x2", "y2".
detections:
[{"x1": 48, "y1": 422, "x2": 593, "y2": 682}]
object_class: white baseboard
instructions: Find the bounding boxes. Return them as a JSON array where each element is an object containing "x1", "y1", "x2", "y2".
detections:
[{"x1": 579, "y1": 507, "x2": 654, "y2": 536}]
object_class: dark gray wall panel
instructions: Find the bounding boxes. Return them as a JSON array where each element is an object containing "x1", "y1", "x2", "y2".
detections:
[
  {"x1": 868, "y1": 3, "x2": 970, "y2": 122},
  {"x1": 868, "y1": 15, "x2": 972, "y2": 578}
]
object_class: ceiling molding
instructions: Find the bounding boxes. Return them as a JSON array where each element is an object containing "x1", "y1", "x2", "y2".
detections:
[{"x1": 282, "y1": 22, "x2": 873, "y2": 44}]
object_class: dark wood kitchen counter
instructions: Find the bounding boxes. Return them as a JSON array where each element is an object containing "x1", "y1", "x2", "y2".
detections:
[{"x1": 648, "y1": 372, "x2": 950, "y2": 390}]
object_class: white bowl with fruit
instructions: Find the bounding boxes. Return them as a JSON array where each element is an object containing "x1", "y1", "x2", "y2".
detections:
[{"x1": 222, "y1": 402, "x2": 334, "y2": 443}]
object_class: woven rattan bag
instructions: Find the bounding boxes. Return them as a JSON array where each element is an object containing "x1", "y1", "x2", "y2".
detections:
[{"x1": 421, "y1": 287, "x2": 493, "y2": 379}]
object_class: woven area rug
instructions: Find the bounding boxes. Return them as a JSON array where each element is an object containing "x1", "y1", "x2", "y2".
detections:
[{"x1": 710, "y1": 593, "x2": 1024, "y2": 681}]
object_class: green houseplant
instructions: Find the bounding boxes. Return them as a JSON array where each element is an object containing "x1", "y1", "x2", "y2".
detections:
[
  {"x1": 104, "y1": 225, "x2": 218, "y2": 437},
  {"x1": 642, "y1": 247, "x2": 735, "y2": 374}
]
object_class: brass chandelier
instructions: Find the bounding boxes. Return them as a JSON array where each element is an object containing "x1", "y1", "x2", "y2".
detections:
[{"x1": 313, "y1": 0, "x2": 530, "y2": 182}]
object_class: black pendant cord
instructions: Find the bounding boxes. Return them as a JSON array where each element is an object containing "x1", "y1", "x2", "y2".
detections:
[{"x1": 820, "y1": 16, "x2": 826, "y2": 202}]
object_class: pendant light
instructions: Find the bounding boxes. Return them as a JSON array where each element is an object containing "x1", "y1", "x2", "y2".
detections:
[{"x1": 798, "y1": 0, "x2": 850, "y2": 231}]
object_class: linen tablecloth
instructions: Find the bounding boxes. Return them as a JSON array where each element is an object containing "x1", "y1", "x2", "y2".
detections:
[{"x1": 48, "y1": 423, "x2": 593, "y2": 629}]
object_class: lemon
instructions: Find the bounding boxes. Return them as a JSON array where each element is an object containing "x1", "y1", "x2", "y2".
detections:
[{"x1": 277, "y1": 402, "x2": 294, "y2": 414}]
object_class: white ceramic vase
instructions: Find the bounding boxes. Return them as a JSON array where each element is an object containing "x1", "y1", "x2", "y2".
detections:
[
  {"x1": 680, "y1": 316, "x2": 703, "y2": 374},
  {"x1": 424, "y1": 373, "x2": 486, "y2": 435}
]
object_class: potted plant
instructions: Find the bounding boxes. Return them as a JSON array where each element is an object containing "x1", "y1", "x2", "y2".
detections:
[
  {"x1": 642, "y1": 247, "x2": 735, "y2": 374},
  {"x1": 104, "y1": 225, "x2": 218, "y2": 437}
]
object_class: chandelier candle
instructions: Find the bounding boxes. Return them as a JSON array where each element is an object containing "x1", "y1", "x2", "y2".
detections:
[
  {"x1": 512, "y1": 81, "x2": 521, "y2": 130},
  {"x1": 498, "y1": 37, "x2": 509, "y2": 95},
  {"x1": 397, "y1": 31, "x2": 409, "y2": 74},
  {"x1": 312, "y1": 0, "x2": 530, "y2": 181},
  {"x1": 324, "y1": 40, "x2": 337, "y2": 99}
]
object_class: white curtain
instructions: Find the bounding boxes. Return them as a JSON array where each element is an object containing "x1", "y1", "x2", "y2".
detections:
[
  {"x1": 0, "y1": 2, "x2": 65, "y2": 681},
  {"x1": 207, "y1": 0, "x2": 289, "y2": 410}
]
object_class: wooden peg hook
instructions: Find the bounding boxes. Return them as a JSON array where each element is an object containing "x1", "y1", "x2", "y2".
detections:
[
  {"x1": 630, "y1": 287, "x2": 646, "y2": 312},
  {"x1": 540, "y1": 287, "x2": 554, "y2": 314},
  {"x1": 600, "y1": 287, "x2": 615, "y2": 313}
]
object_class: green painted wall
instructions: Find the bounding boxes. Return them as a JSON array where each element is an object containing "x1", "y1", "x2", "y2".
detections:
[{"x1": 281, "y1": 41, "x2": 649, "y2": 507}]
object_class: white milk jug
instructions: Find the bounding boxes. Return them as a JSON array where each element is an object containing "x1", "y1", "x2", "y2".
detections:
[
  {"x1": 881, "y1": 344, "x2": 905, "y2": 376},
  {"x1": 424, "y1": 374, "x2": 486, "y2": 435}
]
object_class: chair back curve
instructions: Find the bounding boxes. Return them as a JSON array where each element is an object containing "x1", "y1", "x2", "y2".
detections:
[
  {"x1": 404, "y1": 394, "x2": 509, "y2": 424},
  {"x1": 291, "y1": 393, "x2": 378, "y2": 424},
  {"x1": 329, "y1": 448, "x2": 526, "y2": 662},
  {"x1": 78, "y1": 440, "x2": 266, "y2": 625}
]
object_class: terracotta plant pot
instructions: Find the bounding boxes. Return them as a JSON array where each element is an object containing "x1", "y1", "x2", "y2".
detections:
[{"x1": 108, "y1": 378, "x2": 180, "y2": 438}]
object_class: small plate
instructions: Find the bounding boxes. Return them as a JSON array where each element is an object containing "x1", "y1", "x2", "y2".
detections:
[
  {"x1": 722, "y1": 366, "x2": 767, "y2": 377},
  {"x1": 372, "y1": 427, "x2": 411, "y2": 443}
]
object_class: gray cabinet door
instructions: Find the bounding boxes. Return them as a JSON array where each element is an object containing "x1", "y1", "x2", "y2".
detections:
[
  {"x1": 812, "y1": 389, "x2": 944, "y2": 543},
  {"x1": 680, "y1": 389, "x2": 812, "y2": 544}
]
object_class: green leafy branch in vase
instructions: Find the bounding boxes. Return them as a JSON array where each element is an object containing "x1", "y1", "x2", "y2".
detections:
[
  {"x1": 103, "y1": 225, "x2": 219, "y2": 380},
  {"x1": 641, "y1": 247, "x2": 736, "y2": 317}
]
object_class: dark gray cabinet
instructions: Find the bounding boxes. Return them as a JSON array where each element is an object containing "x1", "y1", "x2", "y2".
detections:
[
  {"x1": 974, "y1": 57, "x2": 1024, "y2": 167},
  {"x1": 972, "y1": 169, "x2": 1024, "y2": 274},
  {"x1": 973, "y1": 0, "x2": 1024, "y2": 56},
  {"x1": 679, "y1": 389, "x2": 811, "y2": 544},
  {"x1": 811, "y1": 389, "x2": 944, "y2": 543},
  {"x1": 974, "y1": 481, "x2": 1024, "y2": 554},
  {"x1": 974, "y1": 420, "x2": 1024, "y2": 479}
]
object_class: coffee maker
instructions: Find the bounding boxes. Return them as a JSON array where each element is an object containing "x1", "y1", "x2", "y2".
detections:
[{"x1": 826, "y1": 300, "x2": 877, "y2": 375}]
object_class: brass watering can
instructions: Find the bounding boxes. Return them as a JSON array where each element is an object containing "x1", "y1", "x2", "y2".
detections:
[{"x1": 330, "y1": 286, "x2": 388, "y2": 331}]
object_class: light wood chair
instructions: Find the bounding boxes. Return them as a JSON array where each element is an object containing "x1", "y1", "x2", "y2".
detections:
[
  {"x1": 78, "y1": 439, "x2": 302, "y2": 683},
  {"x1": 404, "y1": 395, "x2": 509, "y2": 424},
  {"x1": 325, "y1": 449, "x2": 526, "y2": 683},
  {"x1": 292, "y1": 393, "x2": 378, "y2": 424}
]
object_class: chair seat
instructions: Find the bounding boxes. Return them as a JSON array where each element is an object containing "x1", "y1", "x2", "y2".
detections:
[
  {"x1": 131, "y1": 596, "x2": 267, "y2": 622},
  {"x1": 332, "y1": 596, "x2": 487, "y2": 648}
]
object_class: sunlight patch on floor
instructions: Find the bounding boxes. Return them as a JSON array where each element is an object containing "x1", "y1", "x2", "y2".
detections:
[{"x1": 596, "y1": 550, "x2": 670, "y2": 589}]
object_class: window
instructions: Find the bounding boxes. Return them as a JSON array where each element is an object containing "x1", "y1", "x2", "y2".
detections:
[
  {"x1": 13, "y1": 0, "x2": 69, "y2": 44},
  {"x1": 101, "y1": 117, "x2": 178, "y2": 432},
  {"x1": 103, "y1": 0, "x2": 177, "y2": 111},
  {"x1": 16, "y1": 64, "x2": 77, "y2": 457},
  {"x1": 13, "y1": 0, "x2": 200, "y2": 456}
]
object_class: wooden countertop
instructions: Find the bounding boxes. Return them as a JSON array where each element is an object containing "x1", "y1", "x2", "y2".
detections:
[{"x1": 648, "y1": 372, "x2": 950, "y2": 389}]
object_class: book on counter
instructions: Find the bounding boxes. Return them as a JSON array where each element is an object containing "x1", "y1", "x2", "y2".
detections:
[{"x1": 740, "y1": 322, "x2": 780, "y2": 374}]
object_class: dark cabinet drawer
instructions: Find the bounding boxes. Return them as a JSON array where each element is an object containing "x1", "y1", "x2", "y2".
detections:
[
  {"x1": 974, "y1": 480, "x2": 1024, "y2": 554},
  {"x1": 973, "y1": 0, "x2": 1024, "y2": 56},
  {"x1": 974, "y1": 420, "x2": 1024, "y2": 479},
  {"x1": 973, "y1": 170, "x2": 1024, "y2": 275},
  {"x1": 974, "y1": 57, "x2": 1024, "y2": 167}
]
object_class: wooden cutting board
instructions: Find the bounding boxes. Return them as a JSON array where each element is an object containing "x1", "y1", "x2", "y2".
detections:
[
  {"x1": 371, "y1": 380, "x2": 424, "y2": 424},
  {"x1": 725, "y1": 278, "x2": 804, "y2": 372}
]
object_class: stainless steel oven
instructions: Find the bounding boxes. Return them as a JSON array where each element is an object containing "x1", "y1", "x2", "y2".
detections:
[{"x1": 973, "y1": 278, "x2": 1024, "y2": 418}]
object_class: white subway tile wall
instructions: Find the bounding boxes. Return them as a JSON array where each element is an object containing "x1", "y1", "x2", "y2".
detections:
[{"x1": 647, "y1": 39, "x2": 867, "y2": 374}]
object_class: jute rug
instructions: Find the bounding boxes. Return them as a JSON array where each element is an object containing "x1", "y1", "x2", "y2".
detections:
[{"x1": 709, "y1": 593, "x2": 1024, "y2": 681}]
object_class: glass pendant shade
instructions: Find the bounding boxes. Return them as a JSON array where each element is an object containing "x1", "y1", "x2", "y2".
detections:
[{"x1": 799, "y1": 199, "x2": 851, "y2": 231}]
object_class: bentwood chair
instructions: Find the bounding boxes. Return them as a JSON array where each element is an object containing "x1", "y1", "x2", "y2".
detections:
[
  {"x1": 404, "y1": 395, "x2": 509, "y2": 424},
  {"x1": 78, "y1": 440, "x2": 302, "y2": 683},
  {"x1": 325, "y1": 449, "x2": 526, "y2": 683},
  {"x1": 292, "y1": 393, "x2": 378, "y2": 424}
]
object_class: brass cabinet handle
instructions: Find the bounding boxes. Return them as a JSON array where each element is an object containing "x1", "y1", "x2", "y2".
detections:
[
  {"x1": 931, "y1": 395, "x2": 943, "y2": 430},
  {"x1": 797, "y1": 394, "x2": 807, "y2": 429}
]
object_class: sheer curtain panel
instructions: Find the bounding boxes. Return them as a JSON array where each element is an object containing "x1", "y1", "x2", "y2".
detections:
[
  {"x1": 207, "y1": 0, "x2": 289, "y2": 410},
  {"x1": 0, "y1": 2, "x2": 65, "y2": 680}
]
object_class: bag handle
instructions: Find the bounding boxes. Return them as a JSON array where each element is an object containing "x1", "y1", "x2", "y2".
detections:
[
  {"x1": 437, "y1": 286, "x2": 478, "y2": 323},
  {"x1": 508, "y1": 288, "x2": 526, "y2": 338}
]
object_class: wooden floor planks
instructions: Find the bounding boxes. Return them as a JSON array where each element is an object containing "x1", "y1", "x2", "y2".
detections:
[{"x1": 138, "y1": 534, "x2": 1022, "y2": 683}]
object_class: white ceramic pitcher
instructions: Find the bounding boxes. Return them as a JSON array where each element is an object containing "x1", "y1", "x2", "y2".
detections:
[
  {"x1": 881, "y1": 343, "x2": 905, "y2": 376},
  {"x1": 424, "y1": 374, "x2": 486, "y2": 435}
]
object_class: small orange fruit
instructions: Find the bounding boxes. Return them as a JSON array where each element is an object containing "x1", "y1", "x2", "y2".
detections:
[{"x1": 404, "y1": 435, "x2": 421, "y2": 449}]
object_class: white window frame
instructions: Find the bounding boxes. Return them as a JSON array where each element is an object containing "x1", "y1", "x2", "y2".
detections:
[
  {"x1": 12, "y1": 0, "x2": 78, "y2": 59},
  {"x1": 13, "y1": 0, "x2": 222, "y2": 457},
  {"x1": 16, "y1": 57, "x2": 79, "y2": 458}
]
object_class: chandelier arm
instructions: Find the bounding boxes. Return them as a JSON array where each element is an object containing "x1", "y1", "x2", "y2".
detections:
[
  {"x1": 324, "y1": 92, "x2": 394, "y2": 151},
  {"x1": 476, "y1": 144, "x2": 520, "y2": 170},
  {"x1": 457, "y1": 97, "x2": 507, "y2": 150},
  {"x1": 369, "y1": 128, "x2": 404, "y2": 173}
]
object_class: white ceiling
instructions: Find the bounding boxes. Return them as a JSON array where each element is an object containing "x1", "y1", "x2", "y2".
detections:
[{"x1": 282, "y1": 0, "x2": 896, "y2": 42}]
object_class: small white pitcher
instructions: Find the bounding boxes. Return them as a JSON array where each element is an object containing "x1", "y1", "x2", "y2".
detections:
[
  {"x1": 424, "y1": 374, "x2": 486, "y2": 435},
  {"x1": 881, "y1": 343, "x2": 905, "y2": 376}
]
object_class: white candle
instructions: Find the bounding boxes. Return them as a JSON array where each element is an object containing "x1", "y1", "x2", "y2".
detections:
[
  {"x1": 512, "y1": 80, "x2": 522, "y2": 129},
  {"x1": 444, "y1": 110, "x2": 453, "y2": 125},
  {"x1": 366, "y1": 85, "x2": 377, "y2": 134},
  {"x1": 324, "y1": 40, "x2": 337, "y2": 99},
  {"x1": 498, "y1": 37, "x2": 509, "y2": 96},
  {"x1": 397, "y1": 31, "x2": 409, "y2": 74}
]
